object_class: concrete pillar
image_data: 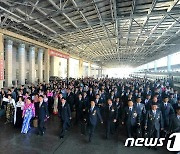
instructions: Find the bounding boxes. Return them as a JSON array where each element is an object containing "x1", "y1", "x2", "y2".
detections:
[
  {"x1": 79, "y1": 58, "x2": 83, "y2": 78},
  {"x1": 44, "y1": 49, "x2": 50, "y2": 83},
  {"x1": 88, "y1": 62, "x2": 91, "y2": 77},
  {"x1": 67, "y1": 58, "x2": 70, "y2": 78},
  {"x1": 38, "y1": 48, "x2": 43, "y2": 83},
  {"x1": 5, "y1": 39, "x2": 13, "y2": 87},
  {"x1": 0, "y1": 33, "x2": 4, "y2": 88},
  {"x1": 154, "y1": 60, "x2": 157, "y2": 72},
  {"x1": 18, "y1": 43, "x2": 25, "y2": 85},
  {"x1": 146, "y1": 64, "x2": 149, "y2": 72},
  {"x1": 29, "y1": 46, "x2": 35, "y2": 83},
  {"x1": 167, "y1": 55, "x2": 172, "y2": 72}
]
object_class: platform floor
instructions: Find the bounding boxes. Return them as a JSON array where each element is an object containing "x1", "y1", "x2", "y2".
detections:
[{"x1": 0, "y1": 115, "x2": 171, "y2": 154}]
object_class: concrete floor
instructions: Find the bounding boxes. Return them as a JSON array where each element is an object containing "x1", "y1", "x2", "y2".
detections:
[{"x1": 0, "y1": 115, "x2": 172, "y2": 154}]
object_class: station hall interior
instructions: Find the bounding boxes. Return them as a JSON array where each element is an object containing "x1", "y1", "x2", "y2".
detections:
[{"x1": 0, "y1": 0, "x2": 180, "y2": 154}]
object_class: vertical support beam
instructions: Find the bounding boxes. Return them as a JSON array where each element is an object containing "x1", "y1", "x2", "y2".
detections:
[
  {"x1": 88, "y1": 62, "x2": 91, "y2": 77},
  {"x1": 79, "y1": 58, "x2": 83, "y2": 78},
  {"x1": 29, "y1": 46, "x2": 35, "y2": 83},
  {"x1": 154, "y1": 60, "x2": 157, "y2": 72},
  {"x1": 18, "y1": 43, "x2": 25, "y2": 85},
  {"x1": 146, "y1": 64, "x2": 149, "y2": 72},
  {"x1": 44, "y1": 49, "x2": 50, "y2": 83},
  {"x1": 38, "y1": 48, "x2": 43, "y2": 83},
  {"x1": 5, "y1": 39, "x2": 13, "y2": 87},
  {"x1": 50, "y1": 56, "x2": 55, "y2": 76},
  {"x1": 67, "y1": 58, "x2": 70, "y2": 78},
  {"x1": 167, "y1": 55, "x2": 172, "y2": 72},
  {"x1": 0, "y1": 33, "x2": 4, "y2": 88}
]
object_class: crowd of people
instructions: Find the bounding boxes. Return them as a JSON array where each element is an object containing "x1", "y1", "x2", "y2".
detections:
[{"x1": 0, "y1": 77, "x2": 180, "y2": 148}]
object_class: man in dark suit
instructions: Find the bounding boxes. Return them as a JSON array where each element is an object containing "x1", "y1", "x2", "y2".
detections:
[
  {"x1": 104, "y1": 99, "x2": 118, "y2": 139},
  {"x1": 87, "y1": 87, "x2": 95, "y2": 101},
  {"x1": 75, "y1": 93, "x2": 85, "y2": 124},
  {"x1": 66, "y1": 89, "x2": 74, "y2": 112},
  {"x1": 84, "y1": 100, "x2": 103, "y2": 142},
  {"x1": 169, "y1": 107, "x2": 180, "y2": 133},
  {"x1": 135, "y1": 96, "x2": 146, "y2": 135},
  {"x1": 83, "y1": 91, "x2": 90, "y2": 108},
  {"x1": 145, "y1": 103, "x2": 164, "y2": 139},
  {"x1": 37, "y1": 95, "x2": 49, "y2": 136},
  {"x1": 160, "y1": 96, "x2": 174, "y2": 132},
  {"x1": 143, "y1": 94, "x2": 152, "y2": 110},
  {"x1": 173, "y1": 98, "x2": 180, "y2": 111},
  {"x1": 122, "y1": 100, "x2": 140, "y2": 138},
  {"x1": 58, "y1": 97, "x2": 72, "y2": 139}
]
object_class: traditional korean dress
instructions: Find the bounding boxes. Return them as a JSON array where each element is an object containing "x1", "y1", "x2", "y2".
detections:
[
  {"x1": 15, "y1": 101, "x2": 25, "y2": 128},
  {"x1": 53, "y1": 93, "x2": 59, "y2": 114},
  {"x1": 21, "y1": 103, "x2": 35, "y2": 134},
  {"x1": 5, "y1": 98, "x2": 16, "y2": 124},
  {"x1": 47, "y1": 91, "x2": 53, "y2": 114}
]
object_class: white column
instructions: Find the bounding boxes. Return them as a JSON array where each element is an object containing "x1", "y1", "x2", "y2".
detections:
[
  {"x1": 5, "y1": 39, "x2": 13, "y2": 87},
  {"x1": 79, "y1": 58, "x2": 83, "y2": 78},
  {"x1": 44, "y1": 49, "x2": 50, "y2": 83},
  {"x1": 88, "y1": 62, "x2": 91, "y2": 77},
  {"x1": 154, "y1": 60, "x2": 157, "y2": 72},
  {"x1": 29, "y1": 46, "x2": 35, "y2": 83},
  {"x1": 0, "y1": 33, "x2": 4, "y2": 88},
  {"x1": 67, "y1": 58, "x2": 70, "y2": 78},
  {"x1": 146, "y1": 64, "x2": 149, "y2": 72},
  {"x1": 38, "y1": 48, "x2": 43, "y2": 83},
  {"x1": 18, "y1": 43, "x2": 25, "y2": 85},
  {"x1": 167, "y1": 55, "x2": 172, "y2": 72}
]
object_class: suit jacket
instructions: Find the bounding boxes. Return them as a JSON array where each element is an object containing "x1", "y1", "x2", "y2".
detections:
[
  {"x1": 169, "y1": 114, "x2": 180, "y2": 132},
  {"x1": 160, "y1": 102, "x2": 174, "y2": 126},
  {"x1": 66, "y1": 92, "x2": 74, "y2": 105},
  {"x1": 173, "y1": 103, "x2": 180, "y2": 111},
  {"x1": 58, "y1": 103, "x2": 71, "y2": 121},
  {"x1": 135, "y1": 103, "x2": 146, "y2": 120},
  {"x1": 85, "y1": 106, "x2": 103, "y2": 126},
  {"x1": 83, "y1": 96, "x2": 90, "y2": 108},
  {"x1": 145, "y1": 110, "x2": 164, "y2": 131},
  {"x1": 38, "y1": 102, "x2": 49, "y2": 120},
  {"x1": 104, "y1": 105, "x2": 118, "y2": 122},
  {"x1": 122, "y1": 107, "x2": 140, "y2": 126},
  {"x1": 87, "y1": 90, "x2": 95, "y2": 101}
]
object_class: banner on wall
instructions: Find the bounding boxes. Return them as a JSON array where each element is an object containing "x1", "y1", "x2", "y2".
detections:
[
  {"x1": 49, "y1": 49, "x2": 69, "y2": 59},
  {"x1": 0, "y1": 58, "x2": 4, "y2": 80}
]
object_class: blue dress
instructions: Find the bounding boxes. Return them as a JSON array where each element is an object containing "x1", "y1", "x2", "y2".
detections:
[{"x1": 21, "y1": 108, "x2": 33, "y2": 134}]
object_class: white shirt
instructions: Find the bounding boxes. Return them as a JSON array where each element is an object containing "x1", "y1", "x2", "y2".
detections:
[
  {"x1": 39, "y1": 101, "x2": 43, "y2": 107},
  {"x1": 129, "y1": 107, "x2": 132, "y2": 111},
  {"x1": 16, "y1": 101, "x2": 25, "y2": 110},
  {"x1": 164, "y1": 103, "x2": 168, "y2": 107}
]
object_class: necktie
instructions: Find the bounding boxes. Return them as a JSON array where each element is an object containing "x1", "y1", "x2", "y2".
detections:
[
  {"x1": 153, "y1": 111, "x2": 156, "y2": 117},
  {"x1": 91, "y1": 107, "x2": 93, "y2": 112}
]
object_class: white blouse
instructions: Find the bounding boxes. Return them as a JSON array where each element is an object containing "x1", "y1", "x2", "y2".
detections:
[{"x1": 16, "y1": 101, "x2": 25, "y2": 110}]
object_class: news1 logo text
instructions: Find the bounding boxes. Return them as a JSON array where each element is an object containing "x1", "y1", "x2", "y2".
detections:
[{"x1": 124, "y1": 133, "x2": 180, "y2": 152}]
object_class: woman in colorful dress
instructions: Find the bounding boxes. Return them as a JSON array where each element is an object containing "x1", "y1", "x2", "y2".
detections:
[
  {"x1": 15, "y1": 96, "x2": 24, "y2": 128},
  {"x1": 21, "y1": 97, "x2": 35, "y2": 134},
  {"x1": 47, "y1": 89, "x2": 53, "y2": 114},
  {"x1": 5, "y1": 94, "x2": 16, "y2": 124},
  {"x1": 53, "y1": 91, "x2": 59, "y2": 115}
]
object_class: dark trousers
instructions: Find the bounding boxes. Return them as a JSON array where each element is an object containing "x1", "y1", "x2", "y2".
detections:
[
  {"x1": 60, "y1": 120, "x2": 70, "y2": 137},
  {"x1": 126, "y1": 124, "x2": 136, "y2": 138},
  {"x1": 106, "y1": 121, "x2": 115, "y2": 138},
  {"x1": 88, "y1": 123, "x2": 96, "y2": 141},
  {"x1": 38, "y1": 119, "x2": 45, "y2": 135},
  {"x1": 149, "y1": 128, "x2": 160, "y2": 138}
]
